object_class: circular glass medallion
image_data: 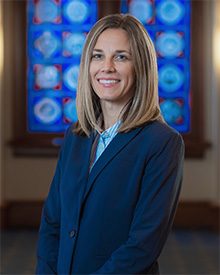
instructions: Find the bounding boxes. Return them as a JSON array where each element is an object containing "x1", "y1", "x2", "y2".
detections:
[
  {"x1": 64, "y1": 0, "x2": 89, "y2": 23},
  {"x1": 63, "y1": 33, "x2": 86, "y2": 56},
  {"x1": 156, "y1": 31, "x2": 184, "y2": 58},
  {"x1": 160, "y1": 99, "x2": 182, "y2": 123},
  {"x1": 35, "y1": 0, "x2": 58, "y2": 22},
  {"x1": 129, "y1": 0, "x2": 153, "y2": 24},
  {"x1": 35, "y1": 31, "x2": 59, "y2": 58},
  {"x1": 36, "y1": 66, "x2": 60, "y2": 89},
  {"x1": 63, "y1": 99, "x2": 78, "y2": 123},
  {"x1": 63, "y1": 65, "x2": 80, "y2": 90},
  {"x1": 159, "y1": 64, "x2": 184, "y2": 92},
  {"x1": 157, "y1": 0, "x2": 185, "y2": 25},
  {"x1": 34, "y1": 98, "x2": 62, "y2": 124}
]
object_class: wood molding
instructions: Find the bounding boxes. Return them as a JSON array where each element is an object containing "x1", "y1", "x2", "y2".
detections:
[
  {"x1": 1, "y1": 200, "x2": 219, "y2": 232},
  {"x1": 8, "y1": 0, "x2": 209, "y2": 158}
]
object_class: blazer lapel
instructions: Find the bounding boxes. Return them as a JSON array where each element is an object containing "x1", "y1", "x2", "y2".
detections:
[
  {"x1": 73, "y1": 132, "x2": 94, "y2": 211},
  {"x1": 64, "y1": 131, "x2": 94, "y2": 221},
  {"x1": 82, "y1": 127, "x2": 143, "y2": 202}
]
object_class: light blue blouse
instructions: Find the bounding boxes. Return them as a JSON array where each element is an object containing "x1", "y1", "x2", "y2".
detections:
[{"x1": 90, "y1": 121, "x2": 121, "y2": 171}]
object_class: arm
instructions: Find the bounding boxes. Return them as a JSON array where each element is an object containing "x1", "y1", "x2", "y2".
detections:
[
  {"x1": 35, "y1": 149, "x2": 62, "y2": 274},
  {"x1": 92, "y1": 131, "x2": 184, "y2": 274}
]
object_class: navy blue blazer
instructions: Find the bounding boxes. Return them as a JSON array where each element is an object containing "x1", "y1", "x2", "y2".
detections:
[{"x1": 36, "y1": 120, "x2": 184, "y2": 274}]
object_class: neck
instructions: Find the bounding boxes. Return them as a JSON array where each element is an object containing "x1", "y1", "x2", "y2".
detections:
[{"x1": 100, "y1": 101, "x2": 124, "y2": 130}]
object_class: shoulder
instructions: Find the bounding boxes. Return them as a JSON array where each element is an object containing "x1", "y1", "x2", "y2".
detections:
[
  {"x1": 63, "y1": 123, "x2": 86, "y2": 141},
  {"x1": 60, "y1": 123, "x2": 91, "y2": 153},
  {"x1": 61, "y1": 124, "x2": 75, "y2": 146},
  {"x1": 139, "y1": 120, "x2": 184, "y2": 154},
  {"x1": 142, "y1": 120, "x2": 183, "y2": 141}
]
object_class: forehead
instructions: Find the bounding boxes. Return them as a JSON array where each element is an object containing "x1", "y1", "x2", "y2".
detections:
[{"x1": 94, "y1": 28, "x2": 131, "y2": 50}]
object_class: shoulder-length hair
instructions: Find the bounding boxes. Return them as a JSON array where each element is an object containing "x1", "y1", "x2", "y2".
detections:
[{"x1": 74, "y1": 13, "x2": 164, "y2": 137}]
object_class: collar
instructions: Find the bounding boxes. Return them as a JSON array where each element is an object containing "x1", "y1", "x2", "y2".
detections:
[{"x1": 96, "y1": 120, "x2": 121, "y2": 139}]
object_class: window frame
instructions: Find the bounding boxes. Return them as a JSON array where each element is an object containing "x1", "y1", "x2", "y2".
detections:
[{"x1": 11, "y1": 0, "x2": 209, "y2": 157}]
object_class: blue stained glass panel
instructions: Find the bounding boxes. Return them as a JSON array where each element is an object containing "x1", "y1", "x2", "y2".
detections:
[
  {"x1": 129, "y1": 0, "x2": 154, "y2": 24},
  {"x1": 34, "y1": 0, "x2": 62, "y2": 24},
  {"x1": 27, "y1": 0, "x2": 98, "y2": 132},
  {"x1": 160, "y1": 98, "x2": 183, "y2": 123},
  {"x1": 63, "y1": 32, "x2": 87, "y2": 57},
  {"x1": 156, "y1": 0, "x2": 185, "y2": 25},
  {"x1": 34, "y1": 97, "x2": 62, "y2": 124},
  {"x1": 121, "y1": 0, "x2": 191, "y2": 133},
  {"x1": 63, "y1": 97, "x2": 78, "y2": 123},
  {"x1": 33, "y1": 30, "x2": 62, "y2": 59},
  {"x1": 63, "y1": 0, "x2": 90, "y2": 24},
  {"x1": 158, "y1": 64, "x2": 184, "y2": 93},
  {"x1": 63, "y1": 64, "x2": 80, "y2": 90},
  {"x1": 35, "y1": 65, "x2": 61, "y2": 89},
  {"x1": 156, "y1": 31, "x2": 185, "y2": 58}
]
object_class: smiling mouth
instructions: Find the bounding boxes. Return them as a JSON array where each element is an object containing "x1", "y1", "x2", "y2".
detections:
[{"x1": 98, "y1": 79, "x2": 120, "y2": 84}]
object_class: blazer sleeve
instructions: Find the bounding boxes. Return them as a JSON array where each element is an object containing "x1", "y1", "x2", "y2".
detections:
[
  {"x1": 35, "y1": 124, "x2": 71, "y2": 274},
  {"x1": 91, "y1": 130, "x2": 184, "y2": 274},
  {"x1": 35, "y1": 149, "x2": 62, "y2": 274}
]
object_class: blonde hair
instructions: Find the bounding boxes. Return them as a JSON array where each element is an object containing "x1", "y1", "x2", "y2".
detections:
[{"x1": 74, "y1": 13, "x2": 164, "y2": 137}]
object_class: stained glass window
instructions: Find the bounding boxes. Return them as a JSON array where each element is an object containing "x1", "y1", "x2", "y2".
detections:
[
  {"x1": 27, "y1": 0, "x2": 98, "y2": 133},
  {"x1": 27, "y1": 0, "x2": 190, "y2": 134},
  {"x1": 121, "y1": 0, "x2": 191, "y2": 133}
]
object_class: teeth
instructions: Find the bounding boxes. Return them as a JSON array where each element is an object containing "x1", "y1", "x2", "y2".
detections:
[{"x1": 99, "y1": 79, "x2": 118, "y2": 84}]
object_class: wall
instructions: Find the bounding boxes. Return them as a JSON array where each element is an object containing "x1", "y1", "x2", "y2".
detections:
[
  {"x1": 0, "y1": 2, "x2": 219, "y2": 219},
  {"x1": 180, "y1": 1, "x2": 220, "y2": 205},
  {"x1": 0, "y1": 2, "x2": 56, "y2": 203}
]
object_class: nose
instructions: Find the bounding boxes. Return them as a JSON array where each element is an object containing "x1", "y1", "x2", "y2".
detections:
[{"x1": 101, "y1": 58, "x2": 116, "y2": 73}]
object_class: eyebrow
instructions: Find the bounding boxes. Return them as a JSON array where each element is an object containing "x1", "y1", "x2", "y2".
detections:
[{"x1": 93, "y1": 49, "x2": 131, "y2": 55}]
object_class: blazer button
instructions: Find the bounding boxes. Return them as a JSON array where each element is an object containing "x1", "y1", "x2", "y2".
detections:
[{"x1": 70, "y1": 230, "x2": 76, "y2": 238}]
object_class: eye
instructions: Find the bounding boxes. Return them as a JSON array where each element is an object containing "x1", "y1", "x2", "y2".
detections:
[
  {"x1": 92, "y1": 54, "x2": 102, "y2": 60},
  {"x1": 115, "y1": 55, "x2": 127, "y2": 60}
]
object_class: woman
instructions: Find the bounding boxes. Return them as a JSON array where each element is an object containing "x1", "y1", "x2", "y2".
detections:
[{"x1": 36, "y1": 14, "x2": 184, "y2": 274}]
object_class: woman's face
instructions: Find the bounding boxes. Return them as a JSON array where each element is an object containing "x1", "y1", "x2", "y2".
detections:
[{"x1": 89, "y1": 28, "x2": 135, "y2": 109}]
